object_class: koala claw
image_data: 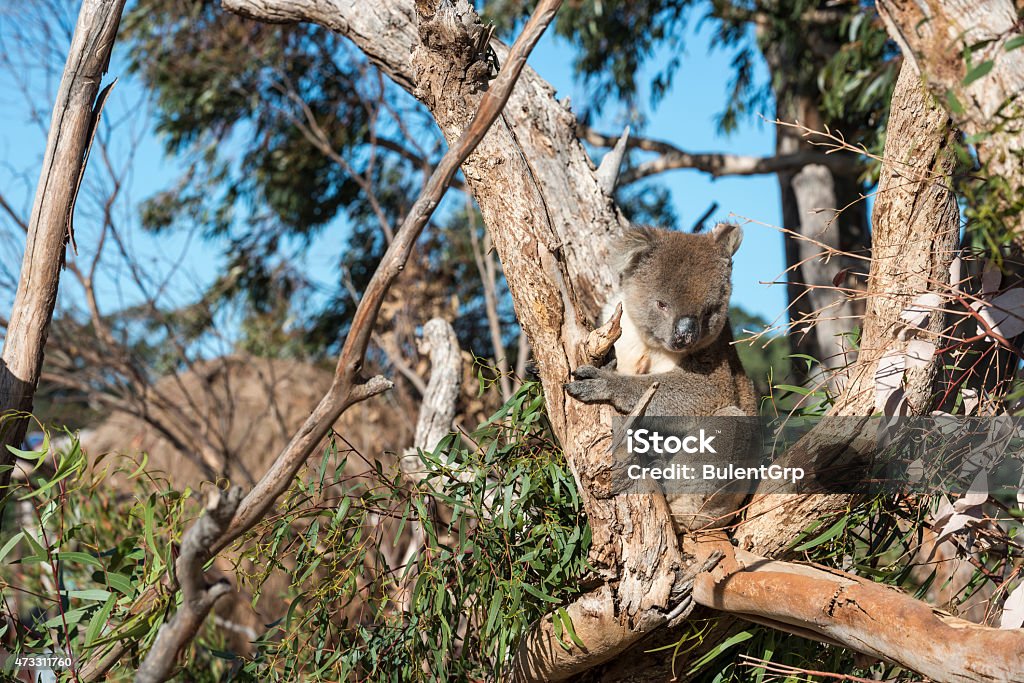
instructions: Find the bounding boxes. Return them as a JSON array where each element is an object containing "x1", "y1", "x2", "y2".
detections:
[{"x1": 564, "y1": 377, "x2": 612, "y2": 404}]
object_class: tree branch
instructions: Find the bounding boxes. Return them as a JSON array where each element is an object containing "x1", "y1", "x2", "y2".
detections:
[
  {"x1": 0, "y1": 0, "x2": 127, "y2": 492},
  {"x1": 135, "y1": 487, "x2": 245, "y2": 683},
  {"x1": 694, "y1": 549, "x2": 1024, "y2": 683},
  {"x1": 577, "y1": 124, "x2": 860, "y2": 183}
]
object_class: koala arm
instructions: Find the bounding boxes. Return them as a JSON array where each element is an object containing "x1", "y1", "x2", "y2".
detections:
[
  {"x1": 563, "y1": 364, "x2": 655, "y2": 413},
  {"x1": 565, "y1": 364, "x2": 750, "y2": 416}
]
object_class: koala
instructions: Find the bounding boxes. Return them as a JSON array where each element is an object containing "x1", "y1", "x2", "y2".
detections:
[
  {"x1": 564, "y1": 222, "x2": 758, "y2": 530},
  {"x1": 566, "y1": 223, "x2": 756, "y2": 416}
]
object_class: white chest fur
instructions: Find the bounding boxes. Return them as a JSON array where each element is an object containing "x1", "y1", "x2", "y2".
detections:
[{"x1": 603, "y1": 300, "x2": 682, "y2": 376}]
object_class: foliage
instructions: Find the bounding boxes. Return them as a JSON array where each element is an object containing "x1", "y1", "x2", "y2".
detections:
[
  {"x1": 225, "y1": 380, "x2": 588, "y2": 681},
  {"x1": 0, "y1": 417, "x2": 207, "y2": 681},
  {"x1": 0, "y1": 381, "x2": 588, "y2": 681}
]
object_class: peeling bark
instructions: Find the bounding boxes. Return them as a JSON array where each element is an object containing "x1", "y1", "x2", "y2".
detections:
[{"x1": 878, "y1": 0, "x2": 1024, "y2": 237}]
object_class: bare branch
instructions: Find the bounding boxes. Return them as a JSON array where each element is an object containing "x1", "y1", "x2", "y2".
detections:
[
  {"x1": 0, "y1": 0, "x2": 127, "y2": 490},
  {"x1": 135, "y1": 487, "x2": 245, "y2": 683},
  {"x1": 578, "y1": 124, "x2": 860, "y2": 183}
]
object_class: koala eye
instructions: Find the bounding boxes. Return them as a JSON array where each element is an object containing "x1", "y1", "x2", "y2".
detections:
[{"x1": 656, "y1": 300, "x2": 668, "y2": 312}]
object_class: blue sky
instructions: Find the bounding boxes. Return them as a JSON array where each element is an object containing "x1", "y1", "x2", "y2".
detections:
[{"x1": 0, "y1": 6, "x2": 787, "y2": 332}]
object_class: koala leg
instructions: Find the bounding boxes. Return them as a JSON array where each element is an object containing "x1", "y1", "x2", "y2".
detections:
[{"x1": 669, "y1": 405, "x2": 756, "y2": 533}]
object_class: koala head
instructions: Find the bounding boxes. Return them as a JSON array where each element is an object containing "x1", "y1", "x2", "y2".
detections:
[{"x1": 613, "y1": 222, "x2": 742, "y2": 355}]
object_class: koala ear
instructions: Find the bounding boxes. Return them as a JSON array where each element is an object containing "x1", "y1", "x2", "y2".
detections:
[
  {"x1": 711, "y1": 222, "x2": 743, "y2": 256},
  {"x1": 612, "y1": 227, "x2": 660, "y2": 274}
]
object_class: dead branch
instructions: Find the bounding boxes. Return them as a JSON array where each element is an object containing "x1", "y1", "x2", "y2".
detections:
[
  {"x1": 577, "y1": 124, "x2": 860, "y2": 184},
  {"x1": 595, "y1": 125, "x2": 630, "y2": 194},
  {"x1": 135, "y1": 486, "x2": 245, "y2": 683},
  {"x1": 400, "y1": 318, "x2": 462, "y2": 481},
  {"x1": 0, "y1": 0, "x2": 127, "y2": 491},
  {"x1": 396, "y1": 318, "x2": 462, "y2": 601}
]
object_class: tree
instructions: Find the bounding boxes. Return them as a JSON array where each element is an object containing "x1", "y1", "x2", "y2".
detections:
[
  {"x1": 169, "y1": 0, "x2": 1024, "y2": 679},
  {"x1": 3, "y1": 1, "x2": 1024, "y2": 681}
]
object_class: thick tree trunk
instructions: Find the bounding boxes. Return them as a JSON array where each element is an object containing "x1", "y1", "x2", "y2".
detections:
[
  {"x1": 878, "y1": 0, "x2": 1024, "y2": 410},
  {"x1": 877, "y1": 0, "x2": 1024, "y2": 238},
  {"x1": 0, "y1": 0, "x2": 126, "y2": 492}
]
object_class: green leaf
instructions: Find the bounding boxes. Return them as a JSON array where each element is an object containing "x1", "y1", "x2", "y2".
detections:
[
  {"x1": 687, "y1": 629, "x2": 754, "y2": 676},
  {"x1": 56, "y1": 551, "x2": 104, "y2": 569},
  {"x1": 86, "y1": 594, "x2": 117, "y2": 645},
  {"x1": 40, "y1": 608, "x2": 88, "y2": 629},
  {"x1": 772, "y1": 384, "x2": 811, "y2": 396},
  {"x1": 522, "y1": 583, "x2": 560, "y2": 604},
  {"x1": 946, "y1": 90, "x2": 965, "y2": 115},
  {"x1": 552, "y1": 605, "x2": 566, "y2": 650},
  {"x1": 104, "y1": 572, "x2": 135, "y2": 596},
  {"x1": 1005, "y1": 35, "x2": 1024, "y2": 52},
  {"x1": 64, "y1": 589, "x2": 113, "y2": 602},
  {"x1": 485, "y1": 591, "x2": 502, "y2": 636},
  {"x1": 558, "y1": 607, "x2": 585, "y2": 648},
  {"x1": 793, "y1": 516, "x2": 847, "y2": 552},
  {"x1": 962, "y1": 60, "x2": 994, "y2": 86},
  {"x1": 0, "y1": 532, "x2": 22, "y2": 563}
]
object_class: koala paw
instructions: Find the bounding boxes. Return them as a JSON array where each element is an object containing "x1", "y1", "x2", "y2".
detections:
[{"x1": 564, "y1": 365, "x2": 615, "y2": 404}]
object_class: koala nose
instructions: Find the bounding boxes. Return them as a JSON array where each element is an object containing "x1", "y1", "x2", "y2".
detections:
[{"x1": 672, "y1": 316, "x2": 699, "y2": 349}]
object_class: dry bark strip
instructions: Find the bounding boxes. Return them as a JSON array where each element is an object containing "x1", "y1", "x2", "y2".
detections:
[
  {"x1": 694, "y1": 550, "x2": 1024, "y2": 683},
  {"x1": 0, "y1": 0, "x2": 127, "y2": 492},
  {"x1": 129, "y1": 4, "x2": 563, "y2": 680}
]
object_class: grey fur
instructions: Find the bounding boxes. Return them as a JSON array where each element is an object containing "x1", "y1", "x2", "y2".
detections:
[
  {"x1": 566, "y1": 223, "x2": 756, "y2": 417},
  {"x1": 565, "y1": 223, "x2": 757, "y2": 530}
]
